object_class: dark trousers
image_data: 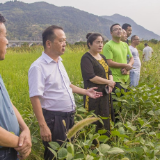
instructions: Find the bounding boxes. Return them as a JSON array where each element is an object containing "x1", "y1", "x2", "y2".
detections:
[
  {"x1": 0, "y1": 148, "x2": 17, "y2": 160},
  {"x1": 42, "y1": 109, "x2": 75, "y2": 160}
]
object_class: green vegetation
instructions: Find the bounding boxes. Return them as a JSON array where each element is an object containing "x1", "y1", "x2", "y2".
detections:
[{"x1": 0, "y1": 41, "x2": 160, "y2": 159}]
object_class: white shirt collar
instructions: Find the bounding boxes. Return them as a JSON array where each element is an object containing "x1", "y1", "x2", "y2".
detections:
[{"x1": 42, "y1": 52, "x2": 62, "y2": 64}]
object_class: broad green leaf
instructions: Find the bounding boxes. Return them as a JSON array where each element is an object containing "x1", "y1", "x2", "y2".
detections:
[
  {"x1": 143, "y1": 146, "x2": 148, "y2": 153},
  {"x1": 49, "y1": 142, "x2": 60, "y2": 150},
  {"x1": 116, "y1": 92, "x2": 121, "y2": 97},
  {"x1": 99, "y1": 144, "x2": 111, "y2": 154},
  {"x1": 138, "y1": 118, "x2": 144, "y2": 126},
  {"x1": 98, "y1": 129, "x2": 107, "y2": 134},
  {"x1": 67, "y1": 142, "x2": 74, "y2": 156},
  {"x1": 48, "y1": 147, "x2": 57, "y2": 159},
  {"x1": 145, "y1": 141, "x2": 154, "y2": 148},
  {"x1": 77, "y1": 107, "x2": 87, "y2": 113},
  {"x1": 86, "y1": 155, "x2": 94, "y2": 160},
  {"x1": 148, "y1": 110, "x2": 154, "y2": 116},
  {"x1": 74, "y1": 153, "x2": 84, "y2": 159},
  {"x1": 107, "y1": 147, "x2": 124, "y2": 154},
  {"x1": 120, "y1": 83, "x2": 129, "y2": 89},
  {"x1": 149, "y1": 132, "x2": 156, "y2": 136},
  {"x1": 135, "y1": 147, "x2": 144, "y2": 156},
  {"x1": 156, "y1": 133, "x2": 160, "y2": 139},
  {"x1": 155, "y1": 109, "x2": 160, "y2": 115},
  {"x1": 118, "y1": 127, "x2": 125, "y2": 134},
  {"x1": 66, "y1": 153, "x2": 73, "y2": 160},
  {"x1": 140, "y1": 137, "x2": 145, "y2": 145},
  {"x1": 98, "y1": 135, "x2": 109, "y2": 142},
  {"x1": 58, "y1": 148, "x2": 68, "y2": 158},
  {"x1": 90, "y1": 133, "x2": 100, "y2": 141}
]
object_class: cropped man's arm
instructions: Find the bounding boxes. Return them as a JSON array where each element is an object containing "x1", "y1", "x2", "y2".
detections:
[
  {"x1": 128, "y1": 57, "x2": 134, "y2": 66},
  {"x1": 70, "y1": 84, "x2": 88, "y2": 95},
  {"x1": 107, "y1": 59, "x2": 128, "y2": 68},
  {"x1": 0, "y1": 127, "x2": 19, "y2": 147},
  {"x1": 30, "y1": 96, "x2": 52, "y2": 142},
  {"x1": 70, "y1": 84, "x2": 102, "y2": 99},
  {"x1": 12, "y1": 104, "x2": 32, "y2": 159},
  {"x1": 12, "y1": 104, "x2": 30, "y2": 136}
]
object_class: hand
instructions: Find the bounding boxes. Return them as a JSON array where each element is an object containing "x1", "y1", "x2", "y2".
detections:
[
  {"x1": 17, "y1": 148, "x2": 31, "y2": 160},
  {"x1": 86, "y1": 87, "x2": 103, "y2": 99},
  {"x1": 108, "y1": 80, "x2": 116, "y2": 88},
  {"x1": 108, "y1": 86, "x2": 113, "y2": 94},
  {"x1": 14, "y1": 127, "x2": 32, "y2": 159},
  {"x1": 121, "y1": 68, "x2": 128, "y2": 75},
  {"x1": 40, "y1": 124, "x2": 52, "y2": 142},
  {"x1": 125, "y1": 64, "x2": 132, "y2": 71}
]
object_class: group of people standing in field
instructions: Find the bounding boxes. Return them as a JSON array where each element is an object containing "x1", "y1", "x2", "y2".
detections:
[{"x1": 0, "y1": 12, "x2": 154, "y2": 160}]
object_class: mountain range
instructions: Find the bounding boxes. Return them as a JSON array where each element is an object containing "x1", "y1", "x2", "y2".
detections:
[{"x1": 0, "y1": 1, "x2": 160, "y2": 43}]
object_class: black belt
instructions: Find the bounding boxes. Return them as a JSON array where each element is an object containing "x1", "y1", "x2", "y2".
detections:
[
  {"x1": 0, "y1": 147, "x2": 10, "y2": 150},
  {"x1": 42, "y1": 109, "x2": 76, "y2": 117}
]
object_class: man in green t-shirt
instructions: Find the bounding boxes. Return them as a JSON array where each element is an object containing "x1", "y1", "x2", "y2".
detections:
[{"x1": 103, "y1": 23, "x2": 134, "y2": 92}]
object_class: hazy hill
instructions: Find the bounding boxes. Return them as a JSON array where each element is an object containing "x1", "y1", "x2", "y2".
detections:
[
  {"x1": 0, "y1": 1, "x2": 114, "y2": 42},
  {"x1": 102, "y1": 14, "x2": 160, "y2": 40},
  {"x1": 0, "y1": 1, "x2": 159, "y2": 42}
]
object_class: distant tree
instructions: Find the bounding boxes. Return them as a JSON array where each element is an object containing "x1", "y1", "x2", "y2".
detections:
[
  {"x1": 74, "y1": 41, "x2": 86, "y2": 46},
  {"x1": 149, "y1": 39, "x2": 158, "y2": 44}
]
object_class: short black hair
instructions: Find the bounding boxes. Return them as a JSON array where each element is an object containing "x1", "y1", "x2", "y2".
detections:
[
  {"x1": 144, "y1": 43, "x2": 148, "y2": 46},
  {"x1": 110, "y1": 23, "x2": 121, "y2": 32},
  {"x1": 0, "y1": 14, "x2": 6, "y2": 23},
  {"x1": 42, "y1": 25, "x2": 63, "y2": 48},
  {"x1": 122, "y1": 23, "x2": 131, "y2": 30},
  {"x1": 131, "y1": 35, "x2": 137, "y2": 42},
  {"x1": 86, "y1": 33, "x2": 104, "y2": 49}
]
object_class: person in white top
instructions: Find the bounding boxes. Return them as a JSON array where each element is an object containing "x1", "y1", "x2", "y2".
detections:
[
  {"x1": 143, "y1": 43, "x2": 153, "y2": 61},
  {"x1": 129, "y1": 35, "x2": 141, "y2": 87},
  {"x1": 28, "y1": 25, "x2": 102, "y2": 160}
]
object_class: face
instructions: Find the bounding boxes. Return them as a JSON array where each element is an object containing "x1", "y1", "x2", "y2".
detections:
[
  {"x1": 0, "y1": 23, "x2": 8, "y2": 60},
  {"x1": 111, "y1": 25, "x2": 122, "y2": 39},
  {"x1": 46, "y1": 29, "x2": 66, "y2": 56},
  {"x1": 121, "y1": 29, "x2": 127, "y2": 42},
  {"x1": 133, "y1": 36, "x2": 140, "y2": 45},
  {"x1": 126, "y1": 26, "x2": 132, "y2": 37},
  {"x1": 89, "y1": 36, "x2": 103, "y2": 53}
]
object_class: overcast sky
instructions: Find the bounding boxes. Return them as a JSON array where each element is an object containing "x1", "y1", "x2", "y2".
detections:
[{"x1": 1, "y1": 0, "x2": 160, "y2": 35}]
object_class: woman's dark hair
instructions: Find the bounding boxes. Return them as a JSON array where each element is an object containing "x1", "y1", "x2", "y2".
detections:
[
  {"x1": 86, "y1": 33, "x2": 104, "y2": 49},
  {"x1": 42, "y1": 25, "x2": 63, "y2": 48}
]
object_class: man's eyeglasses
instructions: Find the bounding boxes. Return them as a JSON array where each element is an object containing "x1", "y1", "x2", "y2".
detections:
[{"x1": 112, "y1": 28, "x2": 122, "y2": 32}]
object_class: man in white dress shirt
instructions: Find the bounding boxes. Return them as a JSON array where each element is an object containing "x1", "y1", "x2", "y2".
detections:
[
  {"x1": 28, "y1": 25, "x2": 102, "y2": 160},
  {"x1": 143, "y1": 43, "x2": 153, "y2": 61}
]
